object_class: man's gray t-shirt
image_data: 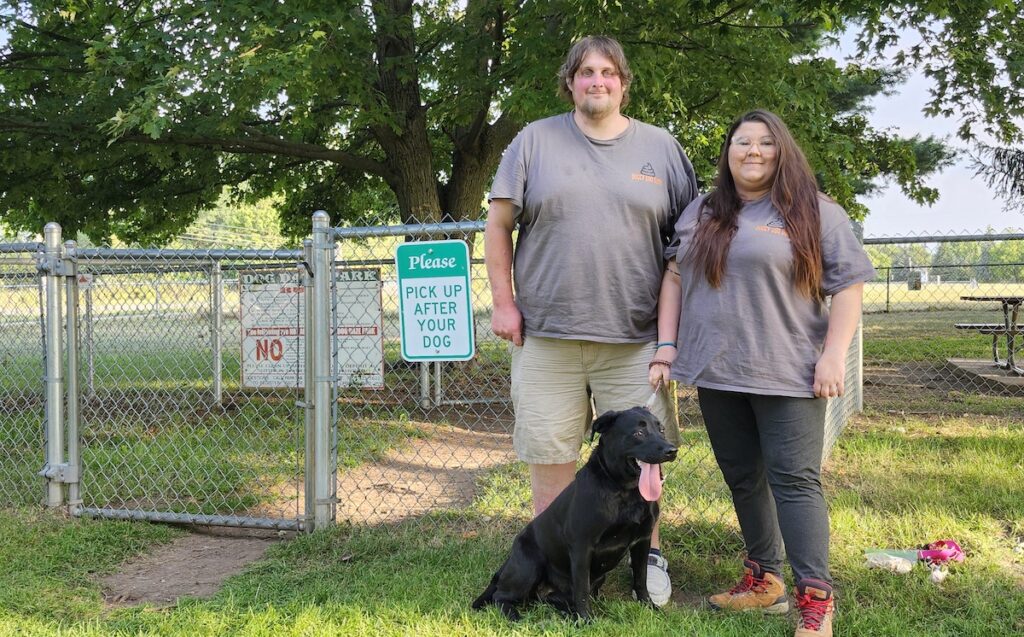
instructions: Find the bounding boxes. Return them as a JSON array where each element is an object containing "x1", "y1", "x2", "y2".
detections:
[
  {"x1": 667, "y1": 194, "x2": 876, "y2": 397},
  {"x1": 490, "y1": 112, "x2": 697, "y2": 342}
]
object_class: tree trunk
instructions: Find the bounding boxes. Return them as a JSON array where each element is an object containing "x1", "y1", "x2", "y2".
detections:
[
  {"x1": 382, "y1": 112, "x2": 441, "y2": 225},
  {"x1": 441, "y1": 114, "x2": 521, "y2": 221},
  {"x1": 372, "y1": 0, "x2": 441, "y2": 224}
]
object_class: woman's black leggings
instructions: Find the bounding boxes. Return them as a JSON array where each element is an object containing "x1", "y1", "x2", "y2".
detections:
[{"x1": 698, "y1": 387, "x2": 831, "y2": 584}]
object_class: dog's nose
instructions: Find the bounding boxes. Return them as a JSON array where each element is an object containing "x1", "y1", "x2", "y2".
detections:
[{"x1": 663, "y1": 446, "x2": 678, "y2": 461}]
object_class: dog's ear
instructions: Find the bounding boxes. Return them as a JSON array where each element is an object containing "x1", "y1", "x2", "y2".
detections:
[{"x1": 589, "y1": 410, "x2": 620, "y2": 441}]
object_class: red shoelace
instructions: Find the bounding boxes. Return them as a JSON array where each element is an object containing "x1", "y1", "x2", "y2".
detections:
[
  {"x1": 728, "y1": 573, "x2": 769, "y2": 594},
  {"x1": 796, "y1": 592, "x2": 832, "y2": 630}
]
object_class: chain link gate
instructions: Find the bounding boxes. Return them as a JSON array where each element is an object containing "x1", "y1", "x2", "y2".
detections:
[
  {"x1": 11, "y1": 223, "x2": 329, "y2": 531},
  {"x1": 0, "y1": 241, "x2": 47, "y2": 507},
  {"x1": 71, "y1": 248, "x2": 312, "y2": 530}
]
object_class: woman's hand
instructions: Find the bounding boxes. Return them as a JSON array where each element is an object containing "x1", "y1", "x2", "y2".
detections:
[
  {"x1": 814, "y1": 283, "x2": 863, "y2": 398},
  {"x1": 813, "y1": 350, "x2": 846, "y2": 398},
  {"x1": 648, "y1": 345, "x2": 677, "y2": 388}
]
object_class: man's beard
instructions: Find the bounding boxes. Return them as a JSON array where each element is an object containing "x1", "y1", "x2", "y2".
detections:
[{"x1": 578, "y1": 94, "x2": 617, "y2": 118}]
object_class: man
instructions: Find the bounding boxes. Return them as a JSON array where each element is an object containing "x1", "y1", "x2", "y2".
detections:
[{"x1": 484, "y1": 35, "x2": 698, "y2": 607}]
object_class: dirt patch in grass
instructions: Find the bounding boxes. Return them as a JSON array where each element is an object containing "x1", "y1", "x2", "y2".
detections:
[
  {"x1": 335, "y1": 420, "x2": 515, "y2": 524},
  {"x1": 99, "y1": 531, "x2": 279, "y2": 607}
]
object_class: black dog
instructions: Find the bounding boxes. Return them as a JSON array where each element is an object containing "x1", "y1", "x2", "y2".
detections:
[{"x1": 472, "y1": 407, "x2": 678, "y2": 621}]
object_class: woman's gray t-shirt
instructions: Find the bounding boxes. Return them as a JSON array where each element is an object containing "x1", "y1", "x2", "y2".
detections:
[
  {"x1": 667, "y1": 194, "x2": 875, "y2": 397},
  {"x1": 489, "y1": 112, "x2": 697, "y2": 342}
]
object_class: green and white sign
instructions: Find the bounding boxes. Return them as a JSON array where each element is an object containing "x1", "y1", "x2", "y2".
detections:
[{"x1": 395, "y1": 239, "x2": 475, "y2": 361}]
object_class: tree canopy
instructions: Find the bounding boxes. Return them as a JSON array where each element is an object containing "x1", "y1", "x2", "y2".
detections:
[
  {"x1": 972, "y1": 146, "x2": 1024, "y2": 214},
  {"x1": 1, "y1": 1, "x2": 1019, "y2": 243}
]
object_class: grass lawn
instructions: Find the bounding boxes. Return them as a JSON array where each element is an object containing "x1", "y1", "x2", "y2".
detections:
[
  {"x1": 861, "y1": 309, "x2": 1014, "y2": 363},
  {"x1": 2, "y1": 407, "x2": 1021, "y2": 636},
  {"x1": 2, "y1": 271, "x2": 1022, "y2": 634}
]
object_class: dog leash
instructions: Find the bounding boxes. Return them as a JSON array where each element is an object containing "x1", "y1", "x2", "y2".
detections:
[
  {"x1": 644, "y1": 379, "x2": 663, "y2": 409},
  {"x1": 644, "y1": 379, "x2": 670, "y2": 483}
]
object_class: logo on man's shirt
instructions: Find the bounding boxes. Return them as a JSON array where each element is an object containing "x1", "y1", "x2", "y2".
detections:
[{"x1": 631, "y1": 162, "x2": 663, "y2": 185}]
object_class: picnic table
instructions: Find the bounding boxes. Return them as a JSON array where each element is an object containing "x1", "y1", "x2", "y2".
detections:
[{"x1": 957, "y1": 295, "x2": 1024, "y2": 376}]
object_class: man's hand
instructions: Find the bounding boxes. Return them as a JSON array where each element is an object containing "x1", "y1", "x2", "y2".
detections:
[
  {"x1": 492, "y1": 302, "x2": 524, "y2": 346},
  {"x1": 484, "y1": 199, "x2": 521, "y2": 346}
]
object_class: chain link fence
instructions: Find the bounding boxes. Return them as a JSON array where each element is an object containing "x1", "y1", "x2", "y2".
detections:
[
  {"x1": 0, "y1": 243, "x2": 46, "y2": 506},
  {"x1": 326, "y1": 218, "x2": 860, "y2": 547},
  {"x1": 1, "y1": 214, "x2": 865, "y2": 550},
  {"x1": 861, "y1": 230, "x2": 1024, "y2": 413},
  {"x1": 0, "y1": 224, "x2": 313, "y2": 529}
]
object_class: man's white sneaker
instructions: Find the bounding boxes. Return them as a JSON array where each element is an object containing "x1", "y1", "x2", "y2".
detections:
[{"x1": 646, "y1": 552, "x2": 672, "y2": 607}]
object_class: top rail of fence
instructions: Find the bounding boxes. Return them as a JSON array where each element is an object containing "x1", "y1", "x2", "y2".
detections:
[
  {"x1": 332, "y1": 220, "x2": 487, "y2": 239},
  {"x1": 864, "y1": 232, "x2": 1024, "y2": 245},
  {"x1": 0, "y1": 242, "x2": 43, "y2": 254},
  {"x1": 71, "y1": 247, "x2": 304, "y2": 261}
]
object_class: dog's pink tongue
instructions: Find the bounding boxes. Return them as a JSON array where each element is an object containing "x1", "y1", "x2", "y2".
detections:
[{"x1": 638, "y1": 461, "x2": 662, "y2": 502}]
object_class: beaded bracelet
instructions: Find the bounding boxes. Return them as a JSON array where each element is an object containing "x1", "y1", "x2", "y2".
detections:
[
  {"x1": 648, "y1": 360, "x2": 672, "y2": 370},
  {"x1": 656, "y1": 342, "x2": 676, "y2": 349}
]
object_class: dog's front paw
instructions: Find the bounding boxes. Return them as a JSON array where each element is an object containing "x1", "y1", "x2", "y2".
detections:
[
  {"x1": 573, "y1": 611, "x2": 594, "y2": 625},
  {"x1": 632, "y1": 589, "x2": 658, "y2": 610},
  {"x1": 572, "y1": 604, "x2": 595, "y2": 624}
]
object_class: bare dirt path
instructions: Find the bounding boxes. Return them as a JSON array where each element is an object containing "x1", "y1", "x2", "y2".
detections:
[
  {"x1": 98, "y1": 421, "x2": 514, "y2": 607},
  {"x1": 99, "y1": 533, "x2": 278, "y2": 607},
  {"x1": 335, "y1": 421, "x2": 514, "y2": 524}
]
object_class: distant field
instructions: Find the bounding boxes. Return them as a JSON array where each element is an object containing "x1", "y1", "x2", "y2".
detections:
[
  {"x1": 862, "y1": 309, "x2": 1010, "y2": 362},
  {"x1": 864, "y1": 281, "x2": 1024, "y2": 312}
]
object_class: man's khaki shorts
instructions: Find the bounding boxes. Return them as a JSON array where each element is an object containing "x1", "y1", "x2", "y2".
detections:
[{"x1": 510, "y1": 336, "x2": 679, "y2": 464}]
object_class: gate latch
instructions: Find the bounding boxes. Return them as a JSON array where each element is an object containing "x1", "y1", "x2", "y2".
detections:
[
  {"x1": 38, "y1": 463, "x2": 79, "y2": 483},
  {"x1": 35, "y1": 252, "x2": 76, "y2": 276}
]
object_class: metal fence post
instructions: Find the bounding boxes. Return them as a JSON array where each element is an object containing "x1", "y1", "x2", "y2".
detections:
[
  {"x1": 41, "y1": 223, "x2": 65, "y2": 507},
  {"x1": 885, "y1": 267, "x2": 891, "y2": 313},
  {"x1": 64, "y1": 240, "x2": 82, "y2": 512},
  {"x1": 433, "y1": 361, "x2": 442, "y2": 406},
  {"x1": 419, "y1": 363, "x2": 431, "y2": 409},
  {"x1": 84, "y1": 282, "x2": 94, "y2": 398},
  {"x1": 154, "y1": 274, "x2": 161, "y2": 316},
  {"x1": 302, "y1": 239, "x2": 316, "y2": 533},
  {"x1": 210, "y1": 261, "x2": 223, "y2": 406},
  {"x1": 311, "y1": 211, "x2": 335, "y2": 529}
]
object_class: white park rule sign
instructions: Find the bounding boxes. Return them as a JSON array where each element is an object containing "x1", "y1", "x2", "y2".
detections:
[
  {"x1": 395, "y1": 240, "x2": 475, "y2": 361},
  {"x1": 240, "y1": 268, "x2": 384, "y2": 388}
]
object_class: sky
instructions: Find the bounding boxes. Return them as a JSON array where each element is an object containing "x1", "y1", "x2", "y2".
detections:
[{"x1": 830, "y1": 33, "x2": 1023, "y2": 239}]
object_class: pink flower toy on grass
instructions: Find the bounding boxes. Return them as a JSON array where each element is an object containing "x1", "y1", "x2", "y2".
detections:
[{"x1": 864, "y1": 539, "x2": 965, "y2": 582}]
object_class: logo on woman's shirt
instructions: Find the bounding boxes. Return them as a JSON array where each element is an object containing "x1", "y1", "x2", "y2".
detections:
[{"x1": 755, "y1": 213, "x2": 788, "y2": 237}]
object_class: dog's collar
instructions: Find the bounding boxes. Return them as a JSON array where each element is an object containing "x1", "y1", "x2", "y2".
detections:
[
  {"x1": 594, "y1": 447, "x2": 612, "y2": 477},
  {"x1": 593, "y1": 446, "x2": 637, "y2": 485}
]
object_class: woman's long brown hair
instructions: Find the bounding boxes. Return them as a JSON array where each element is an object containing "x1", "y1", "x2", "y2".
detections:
[{"x1": 685, "y1": 110, "x2": 824, "y2": 300}]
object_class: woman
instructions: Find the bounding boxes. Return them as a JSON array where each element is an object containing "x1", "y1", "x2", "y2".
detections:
[{"x1": 649, "y1": 110, "x2": 874, "y2": 637}]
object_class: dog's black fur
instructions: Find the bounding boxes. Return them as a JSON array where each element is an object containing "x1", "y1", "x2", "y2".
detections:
[{"x1": 472, "y1": 407, "x2": 678, "y2": 621}]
